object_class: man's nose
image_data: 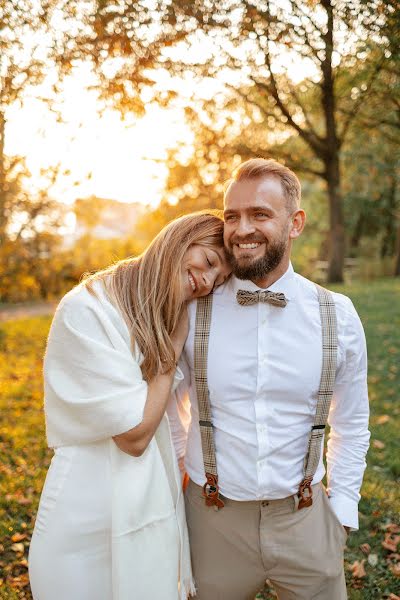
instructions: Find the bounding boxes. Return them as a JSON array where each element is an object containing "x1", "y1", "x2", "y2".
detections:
[{"x1": 236, "y1": 217, "x2": 255, "y2": 236}]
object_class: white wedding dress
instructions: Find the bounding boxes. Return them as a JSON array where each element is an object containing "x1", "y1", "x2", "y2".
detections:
[{"x1": 28, "y1": 282, "x2": 194, "y2": 600}]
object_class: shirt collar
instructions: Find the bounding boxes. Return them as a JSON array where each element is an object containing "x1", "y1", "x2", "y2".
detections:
[{"x1": 230, "y1": 262, "x2": 297, "y2": 301}]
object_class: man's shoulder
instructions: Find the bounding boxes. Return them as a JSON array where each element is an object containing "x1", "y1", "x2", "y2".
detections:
[{"x1": 294, "y1": 273, "x2": 356, "y2": 318}]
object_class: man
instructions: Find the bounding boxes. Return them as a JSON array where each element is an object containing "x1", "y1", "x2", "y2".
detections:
[{"x1": 168, "y1": 158, "x2": 369, "y2": 600}]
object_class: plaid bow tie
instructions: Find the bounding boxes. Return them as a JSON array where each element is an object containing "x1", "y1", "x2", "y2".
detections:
[{"x1": 236, "y1": 289, "x2": 288, "y2": 307}]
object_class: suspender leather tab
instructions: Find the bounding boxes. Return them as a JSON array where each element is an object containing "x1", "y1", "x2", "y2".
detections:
[
  {"x1": 297, "y1": 477, "x2": 313, "y2": 509},
  {"x1": 203, "y1": 473, "x2": 225, "y2": 509}
]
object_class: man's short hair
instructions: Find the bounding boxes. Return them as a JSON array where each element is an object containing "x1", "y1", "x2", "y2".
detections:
[{"x1": 226, "y1": 158, "x2": 301, "y2": 212}]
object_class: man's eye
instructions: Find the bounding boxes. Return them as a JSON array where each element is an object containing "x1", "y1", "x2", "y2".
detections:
[
  {"x1": 224, "y1": 215, "x2": 236, "y2": 222},
  {"x1": 207, "y1": 257, "x2": 212, "y2": 267},
  {"x1": 255, "y1": 212, "x2": 268, "y2": 218}
]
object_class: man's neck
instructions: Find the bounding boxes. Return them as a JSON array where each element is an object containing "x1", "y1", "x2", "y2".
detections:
[{"x1": 250, "y1": 259, "x2": 291, "y2": 289}]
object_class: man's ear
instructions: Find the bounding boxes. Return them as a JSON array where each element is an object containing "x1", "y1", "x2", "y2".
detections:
[{"x1": 289, "y1": 209, "x2": 306, "y2": 239}]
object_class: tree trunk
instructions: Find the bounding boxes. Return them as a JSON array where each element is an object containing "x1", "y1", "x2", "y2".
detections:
[
  {"x1": 321, "y1": 0, "x2": 344, "y2": 283},
  {"x1": 326, "y1": 155, "x2": 345, "y2": 282}
]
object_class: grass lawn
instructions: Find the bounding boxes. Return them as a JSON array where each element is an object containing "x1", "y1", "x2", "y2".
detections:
[{"x1": 0, "y1": 278, "x2": 399, "y2": 599}]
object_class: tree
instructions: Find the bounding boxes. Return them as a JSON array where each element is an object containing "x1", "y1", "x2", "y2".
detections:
[
  {"x1": 61, "y1": 0, "x2": 397, "y2": 281},
  {"x1": 0, "y1": 156, "x2": 65, "y2": 301},
  {"x1": 348, "y1": 6, "x2": 400, "y2": 275},
  {"x1": 0, "y1": 0, "x2": 59, "y2": 244}
]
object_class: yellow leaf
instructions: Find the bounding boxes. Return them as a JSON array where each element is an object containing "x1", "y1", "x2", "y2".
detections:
[
  {"x1": 376, "y1": 415, "x2": 390, "y2": 425},
  {"x1": 11, "y1": 532, "x2": 27, "y2": 543},
  {"x1": 372, "y1": 439, "x2": 385, "y2": 449}
]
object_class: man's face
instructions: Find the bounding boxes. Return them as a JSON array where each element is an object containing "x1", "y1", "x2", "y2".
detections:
[{"x1": 223, "y1": 177, "x2": 293, "y2": 281}]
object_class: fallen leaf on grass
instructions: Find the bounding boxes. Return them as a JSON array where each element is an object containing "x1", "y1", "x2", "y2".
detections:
[
  {"x1": 388, "y1": 553, "x2": 400, "y2": 560},
  {"x1": 383, "y1": 523, "x2": 400, "y2": 533},
  {"x1": 367, "y1": 553, "x2": 378, "y2": 566},
  {"x1": 359, "y1": 543, "x2": 371, "y2": 554},
  {"x1": 5, "y1": 493, "x2": 31, "y2": 506},
  {"x1": 12, "y1": 558, "x2": 28, "y2": 570},
  {"x1": 11, "y1": 533, "x2": 27, "y2": 543},
  {"x1": 9, "y1": 573, "x2": 30, "y2": 588},
  {"x1": 350, "y1": 559, "x2": 366, "y2": 578},
  {"x1": 10, "y1": 543, "x2": 24, "y2": 553},
  {"x1": 16, "y1": 496, "x2": 31, "y2": 506},
  {"x1": 390, "y1": 563, "x2": 400, "y2": 578},
  {"x1": 376, "y1": 415, "x2": 390, "y2": 425},
  {"x1": 372, "y1": 439, "x2": 385, "y2": 449},
  {"x1": 382, "y1": 534, "x2": 400, "y2": 552}
]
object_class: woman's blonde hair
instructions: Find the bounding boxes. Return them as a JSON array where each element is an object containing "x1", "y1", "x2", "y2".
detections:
[{"x1": 84, "y1": 211, "x2": 224, "y2": 381}]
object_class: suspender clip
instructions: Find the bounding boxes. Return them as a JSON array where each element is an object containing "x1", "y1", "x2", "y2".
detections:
[
  {"x1": 297, "y1": 478, "x2": 313, "y2": 510},
  {"x1": 203, "y1": 473, "x2": 225, "y2": 509}
]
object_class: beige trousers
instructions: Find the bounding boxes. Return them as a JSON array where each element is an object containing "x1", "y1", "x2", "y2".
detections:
[{"x1": 185, "y1": 480, "x2": 347, "y2": 600}]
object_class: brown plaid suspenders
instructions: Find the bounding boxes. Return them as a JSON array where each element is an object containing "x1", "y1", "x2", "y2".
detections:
[{"x1": 194, "y1": 284, "x2": 337, "y2": 510}]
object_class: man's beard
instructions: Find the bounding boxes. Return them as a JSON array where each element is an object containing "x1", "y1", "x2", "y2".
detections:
[{"x1": 226, "y1": 237, "x2": 288, "y2": 281}]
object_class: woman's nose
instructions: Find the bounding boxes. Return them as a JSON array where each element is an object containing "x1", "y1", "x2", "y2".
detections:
[{"x1": 202, "y1": 271, "x2": 213, "y2": 290}]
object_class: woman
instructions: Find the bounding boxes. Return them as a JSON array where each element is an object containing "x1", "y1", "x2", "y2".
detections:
[{"x1": 28, "y1": 211, "x2": 231, "y2": 600}]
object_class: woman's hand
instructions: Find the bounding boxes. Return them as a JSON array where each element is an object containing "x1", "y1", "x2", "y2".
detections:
[
  {"x1": 112, "y1": 308, "x2": 189, "y2": 458},
  {"x1": 170, "y1": 306, "x2": 189, "y2": 361}
]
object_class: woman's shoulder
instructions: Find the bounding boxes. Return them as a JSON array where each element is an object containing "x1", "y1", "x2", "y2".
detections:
[
  {"x1": 53, "y1": 281, "x2": 116, "y2": 334},
  {"x1": 58, "y1": 279, "x2": 109, "y2": 312},
  {"x1": 52, "y1": 278, "x2": 132, "y2": 346}
]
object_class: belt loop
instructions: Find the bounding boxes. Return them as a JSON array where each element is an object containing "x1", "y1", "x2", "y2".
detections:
[{"x1": 293, "y1": 492, "x2": 300, "y2": 512}]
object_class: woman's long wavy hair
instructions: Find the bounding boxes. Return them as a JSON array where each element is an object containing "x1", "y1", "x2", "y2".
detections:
[{"x1": 84, "y1": 211, "x2": 225, "y2": 381}]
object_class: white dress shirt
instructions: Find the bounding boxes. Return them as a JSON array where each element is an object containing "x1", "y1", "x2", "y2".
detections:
[{"x1": 167, "y1": 263, "x2": 370, "y2": 529}]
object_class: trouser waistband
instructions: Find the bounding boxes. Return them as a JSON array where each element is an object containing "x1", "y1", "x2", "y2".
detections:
[{"x1": 188, "y1": 479, "x2": 322, "y2": 511}]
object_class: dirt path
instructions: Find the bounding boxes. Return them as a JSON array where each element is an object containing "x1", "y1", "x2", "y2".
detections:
[{"x1": 0, "y1": 301, "x2": 58, "y2": 322}]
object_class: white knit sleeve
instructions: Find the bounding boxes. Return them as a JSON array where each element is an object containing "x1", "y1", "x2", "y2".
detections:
[{"x1": 44, "y1": 292, "x2": 148, "y2": 447}]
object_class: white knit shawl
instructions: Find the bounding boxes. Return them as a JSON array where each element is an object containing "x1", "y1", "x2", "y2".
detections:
[{"x1": 44, "y1": 282, "x2": 195, "y2": 599}]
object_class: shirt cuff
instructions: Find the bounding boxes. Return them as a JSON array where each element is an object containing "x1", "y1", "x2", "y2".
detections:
[
  {"x1": 329, "y1": 493, "x2": 360, "y2": 530},
  {"x1": 171, "y1": 365, "x2": 184, "y2": 393}
]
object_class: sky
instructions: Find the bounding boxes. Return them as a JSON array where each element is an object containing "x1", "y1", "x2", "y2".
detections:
[{"x1": 6, "y1": 66, "x2": 193, "y2": 208}]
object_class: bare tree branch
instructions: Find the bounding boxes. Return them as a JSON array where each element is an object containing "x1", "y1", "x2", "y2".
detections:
[
  {"x1": 252, "y1": 71, "x2": 324, "y2": 155},
  {"x1": 287, "y1": 79, "x2": 324, "y2": 143}
]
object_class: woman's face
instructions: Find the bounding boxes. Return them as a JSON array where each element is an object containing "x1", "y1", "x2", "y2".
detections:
[{"x1": 182, "y1": 244, "x2": 231, "y2": 301}]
